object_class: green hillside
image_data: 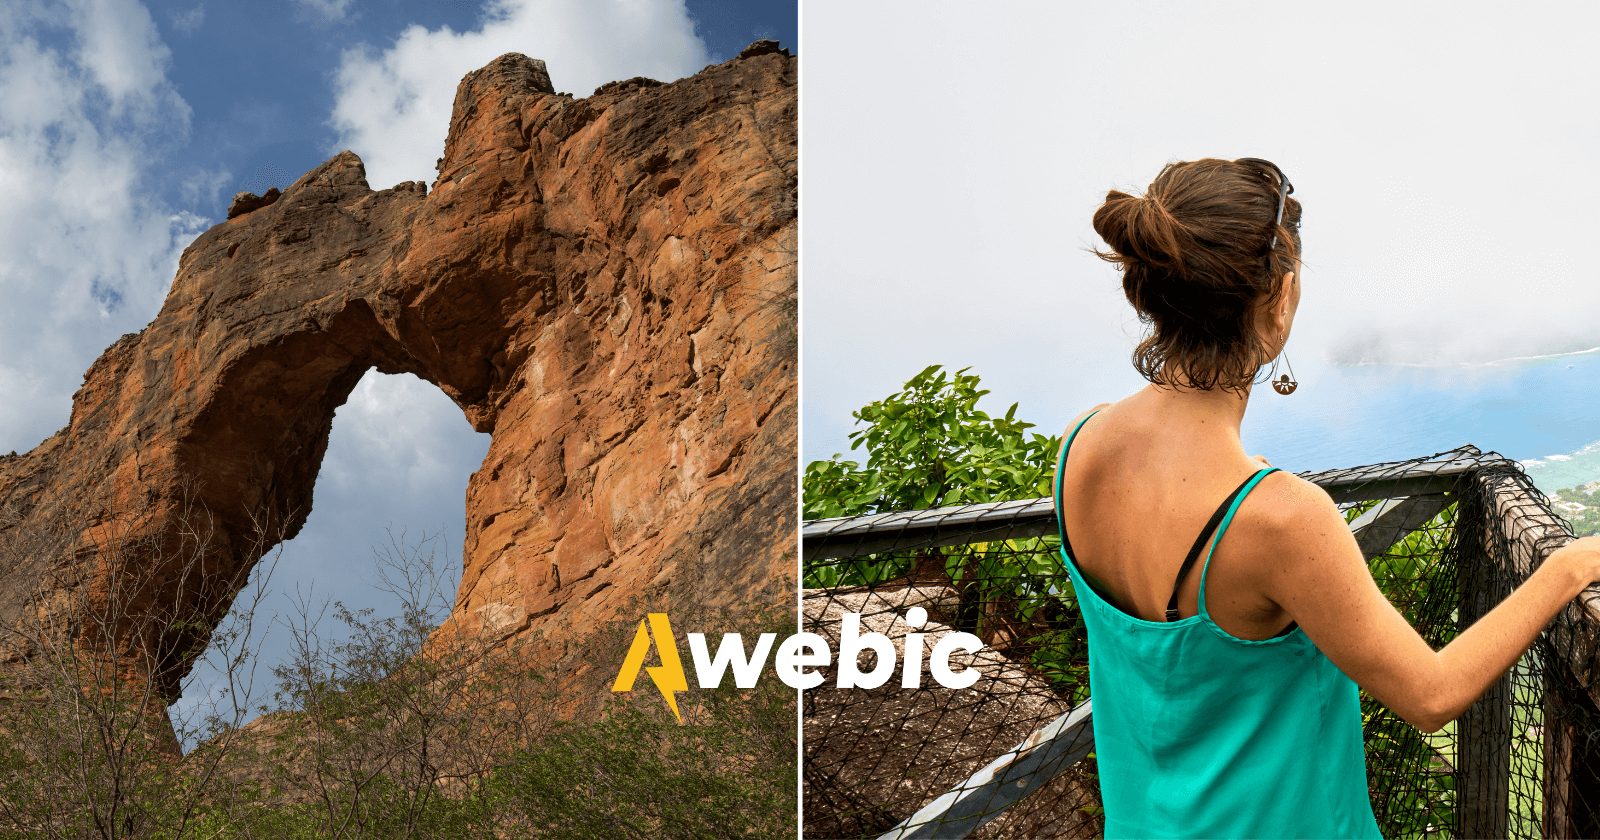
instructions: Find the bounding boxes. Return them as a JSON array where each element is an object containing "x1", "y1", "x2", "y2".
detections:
[{"x1": 1549, "y1": 480, "x2": 1600, "y2": 537}]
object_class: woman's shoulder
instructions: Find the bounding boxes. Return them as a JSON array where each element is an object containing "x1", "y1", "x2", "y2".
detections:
[
  {"x1": 1241, "y1": 468, "x2": 1348, "y2": 544},
  {"x1": 1059, "y1": 401, "x2": 1114, "y2": 441}
]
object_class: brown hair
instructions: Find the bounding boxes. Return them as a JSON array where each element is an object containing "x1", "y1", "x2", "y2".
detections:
[{"x1": 1091, "y1": 157, "x2": 1302, "y2": 394}]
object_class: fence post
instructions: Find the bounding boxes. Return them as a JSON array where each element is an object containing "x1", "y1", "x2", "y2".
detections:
[
  {"x1": 1541, "y1": 604, "x2": 1600, "y2": 838},
  {"x1": 1543, "y1": 679, "x2": 1569, "y2": 837},
  {"x1": 1575, "y1": 720, "x2": 1600, "y2": 836},
  {"x1": 1475, "y1": 467, "x2": 1600, "y2": 838},
  {"x1": 1457, "y1": 477, "x2": 1510, "y2": 839}
]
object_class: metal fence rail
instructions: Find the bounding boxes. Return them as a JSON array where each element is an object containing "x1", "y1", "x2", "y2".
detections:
[
  {"x1": 801, "y1": 445, "x2": 1600, "y2": 839},
  {"x1": 803, "y1": 450, "x2": 1482, "y2": 562}
]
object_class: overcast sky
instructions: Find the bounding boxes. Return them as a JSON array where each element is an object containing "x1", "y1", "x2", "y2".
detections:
[
  {"x1": 801, "y1": 2, "x2": 1600, "y2": 462},
  {"x1": 0, "y1": 0, "x2": 795, "y2": 728}
]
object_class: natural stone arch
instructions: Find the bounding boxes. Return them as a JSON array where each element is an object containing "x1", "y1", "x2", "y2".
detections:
[{"x1": 0, "y1": 44, "x2": 797, "y2": 728}]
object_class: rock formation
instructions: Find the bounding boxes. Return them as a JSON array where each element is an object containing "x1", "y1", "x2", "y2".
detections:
[
  {"x1": 0, "y1": 43, "x2": 796, "y2": 720},
  {"x1": 226, "y1": 187, "x2": 281, "y2": 219}
]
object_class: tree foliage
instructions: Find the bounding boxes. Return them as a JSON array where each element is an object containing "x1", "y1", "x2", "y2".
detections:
[
  {"x1": 803, "y1": 364, "x2": 1060, "y2": 520},
  {"x1": 802, "y1": 365, "x2": 1081, "y2": 692}
]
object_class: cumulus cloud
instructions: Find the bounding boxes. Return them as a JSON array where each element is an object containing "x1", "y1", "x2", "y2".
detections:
[
  {"x1": 0, "y1": 0, "x2": 204, "y2": 452},
  {"x1": 318, "y1": 373, "x2": 488, "y2": 501},
  {"x1": 328, "y1": 0, "x2": 710, "y2": 189},
  {"x1": 69, "y1": 0, "x2": 176, "y2": 117}
]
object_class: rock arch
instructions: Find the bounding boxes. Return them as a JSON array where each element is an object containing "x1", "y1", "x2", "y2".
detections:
[{"x1": 0, "y1": 44, "x2": 797, "y2": 717}]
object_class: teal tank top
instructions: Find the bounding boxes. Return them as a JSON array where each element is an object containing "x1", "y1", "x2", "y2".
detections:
[{"x1": 1053, "y1": 410, "x2": 1382, "y2": 838}]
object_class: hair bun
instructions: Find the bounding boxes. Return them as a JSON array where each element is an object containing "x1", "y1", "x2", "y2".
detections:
[
  {"x1": 1091, "y1": 188, "x2": 1192, "y2": 274},
  {"x1": 1086, "y1": 157, "x2": 1302, "y2": 394}
]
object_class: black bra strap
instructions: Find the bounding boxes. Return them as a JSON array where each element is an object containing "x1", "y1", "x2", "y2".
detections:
[
  {"x1": 1059, "y1": 414, "x2": 1294, "y2": 633},
  {"x1": 1164, "y1": 472, "x2": 1261, "y2": 622}
]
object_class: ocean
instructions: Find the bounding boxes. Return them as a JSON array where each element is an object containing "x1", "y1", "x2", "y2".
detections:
[{"x1": 1242, "y1": 347, "x2": 1600, "y2": 498}]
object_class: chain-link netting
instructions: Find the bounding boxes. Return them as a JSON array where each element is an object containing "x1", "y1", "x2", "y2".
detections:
[{"x1": 801, "y1": 446, "x2": 1600, "y2": 839}]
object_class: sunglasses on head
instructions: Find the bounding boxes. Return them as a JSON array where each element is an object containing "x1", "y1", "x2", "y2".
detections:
[{"x1": 1234, "y1": 157, "x2": 1294, "y2": 252}]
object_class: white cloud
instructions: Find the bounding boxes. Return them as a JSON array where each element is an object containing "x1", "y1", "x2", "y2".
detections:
[
  {"x1": 170, "y1": 3, "x2": 205, "y2": 35},
  {"x1": 802, "y1": 2, "x2": 1600, "y2": 459},
  {"x1": 0, "y1": 0, "x2": 202, "y2": 452},
  {"x1": 67, "y1": 0, "x2": 180, "y2": 121},
  {"x1": 171, "y1": 372, "x2": 490, "y2": 741},
  {"x1": 177, "y1": 164, "x2": 231, "y2": 210},
  {"x1": 322, "y1": 372, "x2": 484, "y2": 494},
  {"x1": 328, "y1": 0, "x2": 710, "y2": 189},
  {"x1": 293, "y1": 0, "x2": 355, "y2": 25}
]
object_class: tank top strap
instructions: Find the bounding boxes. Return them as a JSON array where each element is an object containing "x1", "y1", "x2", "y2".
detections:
[
  {"x1": 1051, "y1": 408, "x2": 1101, "y2": 562},
  {"x1": 1196, "y1": 466, "x2": 1281, "y2": 617},
  {"x1": 1164, "y1": 470, "x2": 1263, "y2": 621}
]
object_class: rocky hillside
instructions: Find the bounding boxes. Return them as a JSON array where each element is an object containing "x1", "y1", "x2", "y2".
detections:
[{"x1": 0, "y1": 41, "x2": 796, "y2": 724}]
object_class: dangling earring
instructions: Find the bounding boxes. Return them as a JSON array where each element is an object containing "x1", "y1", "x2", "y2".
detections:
[{"x1": 1272, "y1": 330, "x2": 1298, "y2": 395}]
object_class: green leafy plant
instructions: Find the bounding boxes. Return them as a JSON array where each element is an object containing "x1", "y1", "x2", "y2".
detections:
[
  {"x1": 1344, "y1": 498, "x2": 1461, "y2": 837},
  {"x1": 803, "y1": 364, "x2": 1058, "y2": 521},
  {"x1": 802, "y1": 365, "x2": 1082, "y2": 691}
]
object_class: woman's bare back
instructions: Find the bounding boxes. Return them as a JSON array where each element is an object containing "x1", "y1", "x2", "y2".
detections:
[{"x1": 1057, "y1": 397, "x2": 1297, "y2": 641}]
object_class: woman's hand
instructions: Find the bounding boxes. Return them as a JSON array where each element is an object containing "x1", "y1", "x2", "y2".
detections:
[
  {"x1": 1272, "y1": 483, "x2": 1600, "y2": 733},
  {"x1": 1550, "y1": 536, "x2": 1600, "y2": 587}
]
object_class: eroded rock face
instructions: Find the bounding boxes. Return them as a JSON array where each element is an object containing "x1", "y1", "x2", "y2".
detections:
[
  {"x1": 226, "y1": 187, "x2": 281, "y2": 219},
  {"x1": 0, "y1": 45, "x2": 796, "y2": 709}
]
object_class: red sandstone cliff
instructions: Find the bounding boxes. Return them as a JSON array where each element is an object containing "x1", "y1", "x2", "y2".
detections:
[{"x1": 0, "y1": 42, "x2": 796, "y2": 711}]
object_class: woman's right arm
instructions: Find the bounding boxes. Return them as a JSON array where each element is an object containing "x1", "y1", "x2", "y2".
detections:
[{"x1": 1262, "y1": 473, "x2": 1600, "y2": 733}]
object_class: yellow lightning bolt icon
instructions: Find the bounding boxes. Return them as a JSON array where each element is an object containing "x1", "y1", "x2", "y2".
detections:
[{"x1": 612, "y1": 612, "x2": 688, "y2": 723}]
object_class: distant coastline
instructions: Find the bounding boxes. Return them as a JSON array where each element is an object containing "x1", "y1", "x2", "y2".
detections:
[
  {"x1": 1344, "y1": 344, "x2": 1600, "y2": 369},
  {"x1": 1544, "y1": 477, "x2": 1600, "y2": 538},
  {"x1": 1523, "y1": 438, "x2": 1600, "y2": 535},
  {"x1": 1522, "y1": 438, "x2": 1600, "y2": 470}
]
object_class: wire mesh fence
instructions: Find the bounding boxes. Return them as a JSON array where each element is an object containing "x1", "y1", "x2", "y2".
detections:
[{"x1": 801, "y1": 445, "x2": 1600, "y2": 839}]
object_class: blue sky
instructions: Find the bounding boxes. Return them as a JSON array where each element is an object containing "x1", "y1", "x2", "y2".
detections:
[
  {"x1": 159, "y1": 0, "x2": 795, "y2": 218},
  {"x1": 0, "y1": 0, "x2": 794, "y2": 737},
  {"x1": 2, "y1": 0, "x2": 796, "y2": 454}
]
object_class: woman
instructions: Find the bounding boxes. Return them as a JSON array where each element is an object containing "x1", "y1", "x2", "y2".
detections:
[{"x1": 1054, "y1": 157, "x2": 1600, "y2": 837}]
